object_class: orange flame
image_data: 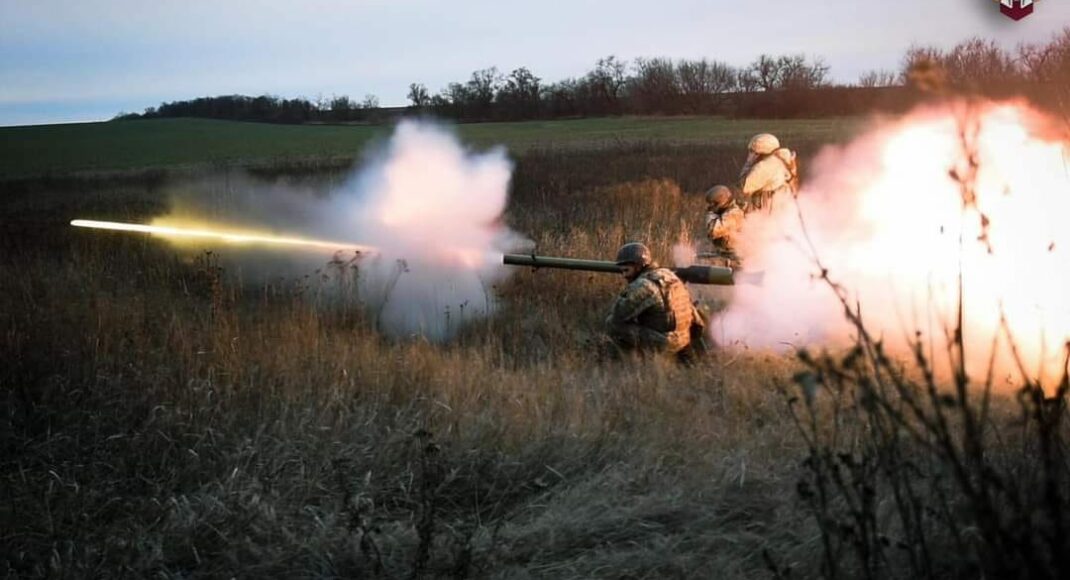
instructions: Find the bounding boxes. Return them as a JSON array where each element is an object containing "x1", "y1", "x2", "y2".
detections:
[{"x1": 732, "y1": 101, "x2": 1070, "y2": 387}]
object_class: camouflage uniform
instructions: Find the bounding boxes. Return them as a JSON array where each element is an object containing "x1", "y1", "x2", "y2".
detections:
[
  {"x1": 740, "y1": 137, "x2": 799, "y2": 213},
  {"x1": 705, "y1": 202, "x2": 745, "y2": 270},
  {"x1": 605, "y1": 266, "x2": 696, "y2": 354}
]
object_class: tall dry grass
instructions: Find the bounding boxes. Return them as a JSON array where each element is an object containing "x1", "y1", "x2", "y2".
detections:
[
  {"x1": 4, "y1": 139, "x2": 1063, "y2": 578},
  {"x1": 1, "y1": 144, "x2": 817, "y2": 578}
]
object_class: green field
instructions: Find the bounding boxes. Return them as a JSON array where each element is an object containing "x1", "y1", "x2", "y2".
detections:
[{"x1": 0, "y1": 116, "x2": 862, "y2": 179}]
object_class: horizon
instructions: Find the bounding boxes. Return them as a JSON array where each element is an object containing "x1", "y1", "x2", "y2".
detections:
[{"x1": 2, "y1": 0, "x2": 1069, "y2": 127}]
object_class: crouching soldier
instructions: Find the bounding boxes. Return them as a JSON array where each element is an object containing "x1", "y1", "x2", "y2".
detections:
[{"x1": 605, "y1": 242, "x2": 706, "y2": 360}]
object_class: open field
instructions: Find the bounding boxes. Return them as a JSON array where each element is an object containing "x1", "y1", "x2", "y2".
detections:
[
  {"x1": 2, "y1": 119, "x2": 1068, "y2": 578},
  {"x1": 0, "y1": 116, "x2": 862, "y2": 180}
]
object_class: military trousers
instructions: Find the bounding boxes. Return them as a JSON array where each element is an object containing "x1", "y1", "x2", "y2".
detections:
[{"x1": 606, "y1": 321, "x2": 689, "y2": 354}]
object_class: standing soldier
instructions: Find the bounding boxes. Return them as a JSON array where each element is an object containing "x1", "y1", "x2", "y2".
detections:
[
  {"x1": 704, "y1": 185, "x2": 745, "y2": 270},
  {"x1": 739, "y1": 133, "x2": 798, "y2": 213},
  {"x1": 605, "y1": 242, "x2": 703, "y2": 358}
]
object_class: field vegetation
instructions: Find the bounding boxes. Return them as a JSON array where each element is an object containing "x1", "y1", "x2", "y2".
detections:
[
  {"x1": 2, "y1": 121, "x2": 1068, "y2": 578},
  {"x1": 0, "y1": 116, "x2": 859, "y2": 181}
]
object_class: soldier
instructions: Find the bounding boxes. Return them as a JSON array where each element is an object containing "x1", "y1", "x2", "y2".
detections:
[
  {"x1": 704, "y1": 185, "x2": 745, "y2": 270},
  {"x1": 605, "y1": 242, "x2": 704, "y2": 358},
  {"x1": 739, "y1": 133, "x2": 799, "y2": 213}
]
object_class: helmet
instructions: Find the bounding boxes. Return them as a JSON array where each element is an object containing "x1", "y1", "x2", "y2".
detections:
[
  {"x1": 615, "y1": 242, "x2": 652, "y2": 267},
  {"x1": 705, "y1": 185, "x2": 733, "y2": 208},
  {"x1": 748, "y1": 133, "x2": 780, "y2": 155}
]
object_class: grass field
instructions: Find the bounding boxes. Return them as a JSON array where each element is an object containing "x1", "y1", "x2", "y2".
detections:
[
  {"x1": 0, "y1": 116, "x2": 862, "y2": 180},
  {"x1": 2, "y1": 117, "x2": 1067, "y2": 578}
]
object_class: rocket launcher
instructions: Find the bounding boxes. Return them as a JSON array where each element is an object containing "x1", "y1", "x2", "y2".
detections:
[{"x1": 502, "y1": 254, "x2": 763, "y2": 286}]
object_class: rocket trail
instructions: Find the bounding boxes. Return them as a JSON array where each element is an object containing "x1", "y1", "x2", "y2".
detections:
[{"x1": 70, "y1": 219, "x2": 376, "y2": 253}]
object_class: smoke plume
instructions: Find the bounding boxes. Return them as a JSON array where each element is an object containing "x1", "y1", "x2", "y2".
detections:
[
  {"x1": 156, "y1": 120, "x2": 524, "y2": 340},
  {"x1": 718, "y1": 100, "x2": 1070, "y2": 386}
]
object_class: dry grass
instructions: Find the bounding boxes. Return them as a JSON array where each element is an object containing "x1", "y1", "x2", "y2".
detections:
[{"x1": 3, "y1": 140, "x2": 1063, "y2": 578}]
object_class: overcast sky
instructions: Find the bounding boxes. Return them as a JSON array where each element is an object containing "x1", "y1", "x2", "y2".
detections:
[{"x1": 1, "y1": 0, "x2": 1068, "y2": 126}]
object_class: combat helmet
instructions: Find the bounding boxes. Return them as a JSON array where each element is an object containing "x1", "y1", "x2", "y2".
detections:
[
  {"x1": 748, "y1": 133, "x2": 780, "y2": 155},
  {"x1": 705, "y1": 185, "x2": 734, "y2": 209},
  {"x1": 615, "y1": 242, "x2": 653, "y2": 268}
]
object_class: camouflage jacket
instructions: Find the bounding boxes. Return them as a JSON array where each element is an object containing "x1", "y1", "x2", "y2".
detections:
[
  {"x1": 705, "y1": 204, "x2": 745, "y2": 256},
  {"x1": 608, "y1": 267, "x2": 694, "y2": 337},
  {"x1": 740, "y1": 147, "x2": 798, "y2": 212}
]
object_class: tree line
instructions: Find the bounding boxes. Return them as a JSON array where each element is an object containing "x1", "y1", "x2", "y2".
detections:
[
  {"x1": 116, "y1": 28, "x2": 1070, "y2": 124},
  {"x1": 114, "y1": 94, "x2": 384, "y2": 124}
]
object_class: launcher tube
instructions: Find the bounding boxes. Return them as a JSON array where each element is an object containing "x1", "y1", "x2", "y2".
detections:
[
  {"x1": 503, "y1": 253, "x2": 625, "y2": 273},
  {"x1": 502, "y1": 253, "x2": 737, "y2": 286}
]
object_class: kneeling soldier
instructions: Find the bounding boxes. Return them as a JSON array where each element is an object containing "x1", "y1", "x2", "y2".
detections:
[{"x1": 605, "y1": 242, "x2": 703, "y2": 357}]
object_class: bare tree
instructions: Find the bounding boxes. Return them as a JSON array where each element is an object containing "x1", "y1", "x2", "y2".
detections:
[
  {"x1": 778, "y1": 55, "x2": 829, "y2": 90},
  {"x1": 497, "y1": 67, "x2": 541, "y2": 119},
  {"x1": 585, "y1": 56, "x2": 628, "y2": 114},
  {"x1": 1018, "y1": 27, "x2": 1070, "y2": 113},
  {"x1": 747, "y1": 54, "x2": 782, "y2": 91},
  {"x1": 330, "y1": 95, "x2": 354, "y2": 122},
  {"x1": 436, "y1": 82, "x2": 470, "y2": 118},
  {"x1": 943, "y1": 38, "x2": 1019, "y2": 87},
  {"x1": 541, "y1": 78, "x2": 579, "y2": 118},
  {"x1": 737, "y1": 68, "x2": 760, "y2": 92},
  {"x1": 857, "y1": 69, "x2": 899, "y2": 88},
  {"x1": 407, "y1": 83, "x2": 430, "y2": 109},
  {"x1": 465, "y1": 67, "x2": 503, "y2": 119},
  {"x1": 740, "y1": 54, "x2": 829, "y2": 92},
  {"x1": 630, "y1": 57, "x2": 679, "y2": 113},
  {"x1": 677, "y1": 59, "x2": 737, "y2": 95},
  {"x1": 677, "y1": 58, "x2": 737, "y2": 113},
  {"x1": 1019, "y1": 27, "x2": 1070, "y2": 83}
]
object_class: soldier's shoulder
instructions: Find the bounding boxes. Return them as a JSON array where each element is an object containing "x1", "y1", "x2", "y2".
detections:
[
  {"x1": 628, "y1": 275, "x2": 658, "y2": 288},
  {"x1": 628, "y1": 272, "x2": 663, "y2": 291},
  {"x1": 644, "y1": 267, "x2": 681, "y2": 284}
]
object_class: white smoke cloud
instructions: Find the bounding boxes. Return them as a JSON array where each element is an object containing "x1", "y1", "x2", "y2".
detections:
[
  {"x1": 321, "y1": 120, "x2": 523, "y2": 339},
  {"x1": 158, "y1": 120, "x2": 524, "y2": 341}
]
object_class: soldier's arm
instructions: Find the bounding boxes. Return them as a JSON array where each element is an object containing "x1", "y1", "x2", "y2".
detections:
[
  {"x1": 610, "y1": 280, "x2": 660, "y2": 324},
  {"x1": 739, "y1": 154, "x2": 756, "y2": 181},
  {"x1": 723, "y1": 207, "x2": 745, "y2": 232},
  {"x1": 704, "y1": 211, "x2": 720, "y2": 238},
  {"x1": 710, "y1": 208, "x2": 743, "y2": 240}
]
